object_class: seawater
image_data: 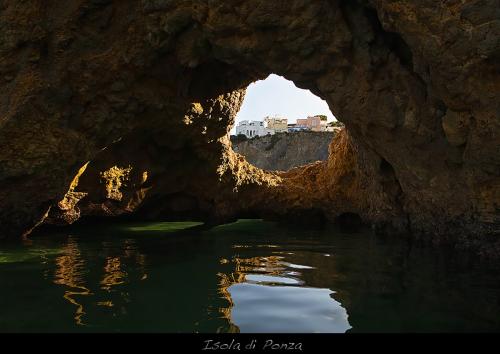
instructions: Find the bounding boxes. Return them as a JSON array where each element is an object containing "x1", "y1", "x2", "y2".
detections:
[{"x1": 0, "y1": 219, "x2": 499, "y2": 332}]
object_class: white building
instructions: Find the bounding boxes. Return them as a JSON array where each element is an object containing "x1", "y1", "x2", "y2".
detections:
[
  {"x1": 264, "y1": 116, "x2": 288, "y2": 133},
  {"x1": 235, "y1": 120, "x2": 272, "y2": 138}
]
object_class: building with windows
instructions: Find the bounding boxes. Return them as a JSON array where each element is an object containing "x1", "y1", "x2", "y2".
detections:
[
  {"x1": 235, "y1": 115, "x2": 331, "y2": 138},
  {"x1": 296, "y1": 115, "x2": 327, "y2": 132},
  {"x1": 264, "y1": 116, "x2": 288, "y2": 133},
  {"x1": 235, "y1": 120, "x2": 271, "y2": 138}
]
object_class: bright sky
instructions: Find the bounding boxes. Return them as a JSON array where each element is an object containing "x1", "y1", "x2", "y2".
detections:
[{"x1": 232, "y1": 74, "x2": 336, "y2": 133}]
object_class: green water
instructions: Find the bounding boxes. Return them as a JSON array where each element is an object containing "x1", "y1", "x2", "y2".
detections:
[{"x1": 0, "y1": 219, "x2": 499, "y2": 333}]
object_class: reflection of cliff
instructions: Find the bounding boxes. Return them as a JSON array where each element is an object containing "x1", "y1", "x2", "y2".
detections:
[
  {"x1": 53, "y1": 237, "x2": 90, "y2": 325},
  {"x1": 216, "y1": 254, "x2": 318, "y2": 332},
  {"x1": 217, "y1": 269, "x2": 244, "y2": 333},
  {"x1": 232, "y1": 131, "x2": 335, "y2": 171},
  {"x1": 217, "y1": 256, "x2": 286, "y2": 332},
  {"x1": 51, "y1": 237, "x2": 147, "y2": 326},
  {"x1": 216, "y1": 251, "x2": 352, "y2": 333}
]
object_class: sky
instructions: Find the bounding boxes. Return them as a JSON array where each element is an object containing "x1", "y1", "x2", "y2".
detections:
[{"x1": 232, "y1": 74, "x2": 336, "y2": 133}]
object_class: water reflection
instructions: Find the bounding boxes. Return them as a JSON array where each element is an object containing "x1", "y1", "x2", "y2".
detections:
[
  {"x1": 53, "y1": 237, "x2": 91, "y2": 325},
  {"x1": 217, "y1": 271, "x2": 245, "y2": 333},
  {"x1": 101, "y1": 257, "x2": 127, "y2": 291},
  {"x1": 217, "y1": 254, "x2": 351, "y2": 333},
  {"x1": 49, "y1": 236, "x2": 148, "y2": 327},
  {"x1": 46, "y1": 234, "x2": 350, "y2": 332},
  {"x1": 1, "y1": 220, "x2": 500, "y2": 332}
]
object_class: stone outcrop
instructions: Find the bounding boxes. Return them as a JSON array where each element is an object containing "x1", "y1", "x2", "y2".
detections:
[
  {"x1": 0, "y1": 0, "x2": 498, "y2": 251},
  {"x1": 232, "y1": 131, "x2": 335, "y2": 171}
]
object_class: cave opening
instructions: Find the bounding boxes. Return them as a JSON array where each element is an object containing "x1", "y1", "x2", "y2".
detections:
[{"x1": 230, "y1": 74, "x2": 343, "y2": 172}]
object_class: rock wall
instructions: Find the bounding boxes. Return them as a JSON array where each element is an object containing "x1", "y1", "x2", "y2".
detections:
[
  {"x1": 0, "y1": 0, "x2": 498, "y2": 251},
  {"x1": 232, "y1": 131, "x2": 335, "y2": 171}
]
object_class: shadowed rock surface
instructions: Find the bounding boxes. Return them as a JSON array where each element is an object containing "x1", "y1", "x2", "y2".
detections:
[
  {"x1": 0, "y1": 0, "x2": 499, "y2": 254},
  {"x1": 232, "y1": 131, "x2": 335, "y2": 171}
]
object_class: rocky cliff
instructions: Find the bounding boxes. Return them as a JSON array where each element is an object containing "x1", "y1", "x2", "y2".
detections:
[
  {"x1": 0, "y1": 0, "x2": 498, "y2": 255},
  {"x1": 232, "y1": 131, "x2": 335, "y2": 171}
]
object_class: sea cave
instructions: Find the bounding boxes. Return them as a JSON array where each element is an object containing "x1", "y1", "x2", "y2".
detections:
[{"x1": 0, "y1": 0, "x2": 499, "y2": 335}]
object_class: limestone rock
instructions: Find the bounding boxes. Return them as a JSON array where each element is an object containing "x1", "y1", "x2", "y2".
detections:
[
  {"x1": 442, "y1": 110, "x2": 471, "y2": 147},
  {"x1": 0, "y1": 0, "x2": 498, "y2": 251}
]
